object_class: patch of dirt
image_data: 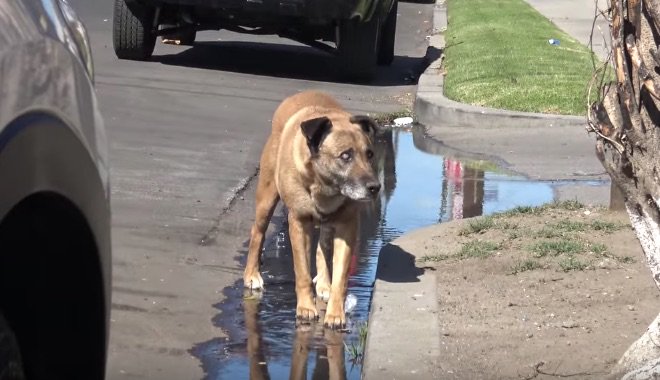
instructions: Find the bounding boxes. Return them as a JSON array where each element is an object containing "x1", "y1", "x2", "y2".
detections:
[{"x1": 420, "y1": 204, "x2": 660, "y2": 379}]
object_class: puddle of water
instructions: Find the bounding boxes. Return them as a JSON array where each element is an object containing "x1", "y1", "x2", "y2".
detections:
[{"x1": 192, "y1": 127, "x2": 556, "y2": 379}]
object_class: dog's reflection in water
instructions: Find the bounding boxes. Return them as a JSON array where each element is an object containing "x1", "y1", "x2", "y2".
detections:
[{"x1": 243, "y1": 294, "x2": 347, "y2": 380}]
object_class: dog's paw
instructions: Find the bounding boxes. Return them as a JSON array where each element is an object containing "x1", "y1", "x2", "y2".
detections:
[
  {"x1": 243, "y1": 271, "x2": 264, "y2": 290},
  {"x1": 313, "y1": 277, "x2": 331, "y2": 302},
  {"x1": 296, "y1": 302, "x2": 319, "y2": 321},
  {"x1": 323, "y1": 312, "x2": 346, "y2": 330}
]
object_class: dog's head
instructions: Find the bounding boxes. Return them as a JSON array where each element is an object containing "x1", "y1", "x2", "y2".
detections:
[{"x1": 301, "y1": 114, "x2": 381, "y2": 201}]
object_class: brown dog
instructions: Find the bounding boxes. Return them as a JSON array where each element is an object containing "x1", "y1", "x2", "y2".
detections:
[{"x1": 243, "y1": 91, "x2": 380, "y2": 328}]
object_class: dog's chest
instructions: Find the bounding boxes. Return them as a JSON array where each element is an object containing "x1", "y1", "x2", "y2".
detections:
[{"x1": 312, "y1": 193, "x2": 346, "y2": 217}]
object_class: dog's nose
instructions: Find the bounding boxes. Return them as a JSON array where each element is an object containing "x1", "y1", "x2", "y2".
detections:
[{"x1": 366, "y1": 181, "x2": 381, "y2": 195}]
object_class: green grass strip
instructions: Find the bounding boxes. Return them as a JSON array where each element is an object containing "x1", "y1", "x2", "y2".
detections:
[{"x1": 443, "y1": 0, "x2": 606, "y2": 115}]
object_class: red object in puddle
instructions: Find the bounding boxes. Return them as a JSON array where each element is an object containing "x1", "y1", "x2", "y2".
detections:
[
  {"x1": 348, "y1": 244, "x2": 359, "y2": 277},
  {"x1": 445, "y1": 158, "x2": 463, "y2": 183}
]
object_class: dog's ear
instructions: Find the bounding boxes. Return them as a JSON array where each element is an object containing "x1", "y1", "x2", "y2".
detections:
[
  {"x1": 350, "y1": 115, "x2": 378, "y2": 136},
  {"x1": 301, "y1": 116, "x2": 332, "y2": 155}
]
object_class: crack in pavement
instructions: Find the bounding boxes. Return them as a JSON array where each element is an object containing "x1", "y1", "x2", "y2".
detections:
[{"x1": 199, "y1": 167, "x2": 260, "y2": 246}]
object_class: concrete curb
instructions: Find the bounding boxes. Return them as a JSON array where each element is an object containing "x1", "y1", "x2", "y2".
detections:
[
  {"x1": 414, "y1": 1, "x2": 585, "y2": 129},
  {"x1": 362, "y1": 226, "x2": 441, "y2": 380}
]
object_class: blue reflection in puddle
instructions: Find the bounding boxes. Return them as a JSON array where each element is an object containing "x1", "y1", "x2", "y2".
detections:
[
  {"x1": 192, "y1": 128, "x2": 558, "y2": 379},
  {"x1": 388, "y1": 131, "x2": 555, "y2": 230}
]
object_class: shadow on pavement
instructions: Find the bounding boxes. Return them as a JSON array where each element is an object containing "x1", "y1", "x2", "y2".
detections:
[
  {"x1": 400, "y1": 0, "x2": 437, "y2": 4},
  {"x1": 425, "y1": 46, "x2": 442, "y2": 64},
  {"x1": 375, "y1": 244, "x2": 425, "y2": 283},
  {"x1": 154, "y1": 41, "x2": 430, "y2": 86}
]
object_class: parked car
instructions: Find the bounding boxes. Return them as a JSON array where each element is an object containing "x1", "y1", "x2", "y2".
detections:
[
  {"x1": 0, "y1": 0, "x2": 111, "y2": 379},
  {"x1": 112, "y1": 0, "x2": 398, "y2": 80}
]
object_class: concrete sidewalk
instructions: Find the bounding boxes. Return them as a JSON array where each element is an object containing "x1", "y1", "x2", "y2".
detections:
[
  {"x1": 364, "y1": 0, "x2": 615, "y2": 378},
  {"x1": 526, "y1": 0, "x2": 611, "y2": 61}
]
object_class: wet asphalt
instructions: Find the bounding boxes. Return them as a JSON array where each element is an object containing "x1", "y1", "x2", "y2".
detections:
[{"x1": 65, "y1": 1, "x2": 434, "y2": 378}]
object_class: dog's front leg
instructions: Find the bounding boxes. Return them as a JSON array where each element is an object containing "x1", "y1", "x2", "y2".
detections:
[
  {"x1": 244, "y1": 164, "x2": 279, "y2": 290},
  {"x1": 289, "y1": 212, "x2": 318, "y2": 320},
  {"x1": 313, "y1": 225, "x2": 334, "y2": 302},
  {"x1": 324, "y1": 217, "x2": 358, "y2": 329}
]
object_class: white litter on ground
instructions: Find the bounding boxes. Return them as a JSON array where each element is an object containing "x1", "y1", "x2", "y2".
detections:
[
  {"x1": 344, "y1": 293, "x2": 357, "y2": 313},
  {"x1": 393, "y1": 116, "x2": 414, "y2": 127}
]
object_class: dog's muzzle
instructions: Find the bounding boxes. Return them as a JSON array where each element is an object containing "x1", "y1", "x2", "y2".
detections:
[{"x1": 342, "y1": 178, "x2": 381, "y2": 201}]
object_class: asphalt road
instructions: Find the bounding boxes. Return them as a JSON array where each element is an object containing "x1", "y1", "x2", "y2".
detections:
[{"x1": 67, "y1": 1, "x2": 433, "y2": 378}]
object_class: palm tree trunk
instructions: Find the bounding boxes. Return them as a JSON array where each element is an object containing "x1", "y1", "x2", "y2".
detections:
[{"x1": 589, "y1": 0, "x2": 660, "y2": 377}]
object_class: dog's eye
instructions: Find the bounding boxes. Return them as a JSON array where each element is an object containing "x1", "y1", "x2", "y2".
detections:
[
  {"x1": 366, "y1": 150, "x2": 374, "y2": 159},
  {"x1": 339, "y1": 150, "x2": 353, "y2": 162}
]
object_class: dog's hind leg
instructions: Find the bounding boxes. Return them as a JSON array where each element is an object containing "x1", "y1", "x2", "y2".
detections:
[
  {"x1": 313, "y1": 225, "x2": 334, "y2": 302},
  {"x1": 289, "y1": 213, "x2": 318, "y2": 321},
  {"x1": 244, "y1": 159, "x2": 279, "y2": 290}
]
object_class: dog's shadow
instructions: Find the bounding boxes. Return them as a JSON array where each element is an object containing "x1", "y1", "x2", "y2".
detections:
[
  {"x1": 376, "y1": 243, "x2": 425, "y2": 283},
  {"x1": 153, "y1": 41, "x2": 429, "y2": 86}
]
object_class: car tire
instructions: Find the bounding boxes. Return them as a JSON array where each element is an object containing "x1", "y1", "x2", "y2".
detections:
[
  {"x1": 337, "y1": 16, "x2": 380, "y2": 82},
  {"x1": 0, "y1": 313, "x2": 25, "y2": 380},
  {"x1": 377, "y1": 0, "x2": 398, "y2": 66},
  {"x1": 113, "y1": 0, "x2": 157, "y2": 60},
  {"x1": 160, "y1": 24, "x2": 196, "y2": 46}
]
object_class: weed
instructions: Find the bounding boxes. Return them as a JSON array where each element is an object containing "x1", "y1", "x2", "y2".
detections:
[
  {"x1": 358, "y1": 322, "x2": 368, "y2": 348},
  {"x1": 536, "y1": 227, "x2": 564, "y2": 239},
  {"x1": 508, "y1": 230, "x2": 524, "y2": 240},
  {"x1": 344, "y1": 341, "x2": 362, "y2": 363},
  {"x1": 587, "y1": 242, "x2": 636, "y2": 264},
  {"x1": 496, "y1": 221, "x2": 519, "y2": 230},
  {"x1": 590, "y1": 220, "x2": 624, "y2": 232},
  {"x1": 420, "y1": 254, "x2": 450, "y2": 262},
  {"x1": 510, "y1": 259, "x2": 543, "y2": 274},
  {"x1": 553, "y1": 199, "x2": 584, "y2": 211},
  {"x1": 552, "y1": 220, "x2": 587, "y2": 232},
  {"x1": 530, "y1": 240, "x2": 583, "y2": 257},
  {"x1": 590, "y1": 243, "x2": 608, "y2": 255},
  {"x1": 459, "y1": 217, "x2": 495, "y2": 235},
  {"x1": 345, "y1": 321, "x2": 368, "y2": 364},
  {"x1": 559, "y1": 256, "x2": 588, "y2": 272},
  {"x1": 499, "y1": 200, "x2": 585, "y2": 218},
  {"x1": 458, "y1": 240, "x2": 500, "y2": 258},
  {"x1": 501, "y1": 206, "x2": 540, "y2": 217},
  {"x1": 507, "y1": 227, "x2": 530, "y2": 240}
]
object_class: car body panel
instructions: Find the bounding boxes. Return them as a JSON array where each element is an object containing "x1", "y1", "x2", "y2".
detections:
[
  {"x1": 140, "y1": 0, "x2": 394, "y2": 22},
  {"x1": 0, "y1": 0, "x2": 111, "y2": 363}
]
